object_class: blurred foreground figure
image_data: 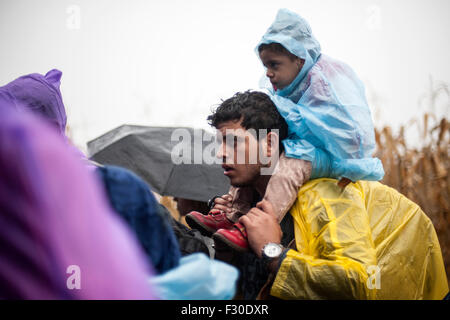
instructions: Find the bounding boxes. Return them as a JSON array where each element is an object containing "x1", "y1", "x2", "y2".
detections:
[
  {"x1": 0, "y1": 104, "x2": 158, "y2": 299},
  {"x1": 96, "y1": 165, "x2": 182, "y2": 274},
  {"x1": 0, "y1": 69, "x2": 183, "y2": 274},
  {"x1": 0, "y1": 69, "x2": 89, "y2": 161}
]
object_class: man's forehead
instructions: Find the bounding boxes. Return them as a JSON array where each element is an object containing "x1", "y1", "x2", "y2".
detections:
[{"x1": 216, "y1": 120, "x2": 245, "y2": 134}]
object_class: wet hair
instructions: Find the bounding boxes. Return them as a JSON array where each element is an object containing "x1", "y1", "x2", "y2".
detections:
[
  {"x1": 207, "y1": 91, "x2": 288, "y2": 151},
  {"x1": 258, "y1": 42, "x2": 299, "y2": 61}
]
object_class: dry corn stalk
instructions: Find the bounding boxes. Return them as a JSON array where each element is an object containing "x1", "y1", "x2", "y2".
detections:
[{"x1": 374, "y1": 113, "x2": 449, "y2": 288}]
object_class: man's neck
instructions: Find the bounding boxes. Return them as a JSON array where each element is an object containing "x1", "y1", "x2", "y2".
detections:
[
  {"x1": 251, "y1": 156, "x2": 280, "y2": 198},
  {"x1": 252, "y1": 174, "x2": 272, "y2": 199}
]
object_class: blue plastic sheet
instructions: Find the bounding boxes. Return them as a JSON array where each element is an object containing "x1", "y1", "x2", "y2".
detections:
[
  {"x1": 149, "y1": 253, "x2": 239, "y2": 300},
  {"x1": 256, "y1": 9, "x2": 384, "y2": 181}
]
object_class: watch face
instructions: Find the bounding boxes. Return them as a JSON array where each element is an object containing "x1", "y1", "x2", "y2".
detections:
[{"x1": 264, "y1": 243, "x2": 282, "y2": 258}]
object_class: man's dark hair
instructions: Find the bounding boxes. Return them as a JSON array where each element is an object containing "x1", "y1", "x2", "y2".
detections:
[
  {"x1": 258, "y1": 42, "x2": 298, "y2": 61},
  {"x1": 207, "y1": 91, "x2": 288, "y2": 151}
]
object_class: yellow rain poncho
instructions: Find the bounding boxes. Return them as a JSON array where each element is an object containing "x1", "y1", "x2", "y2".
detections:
[{"x1": 270, "y1": 178, "x2": 448, "y2": 300}]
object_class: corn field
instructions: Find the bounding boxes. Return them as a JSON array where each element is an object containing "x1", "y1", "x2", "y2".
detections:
[
  {"x1": 374, "y1": 114, "x2": 449, "y2": 288},
  {"x1": 373, "y1": 79, "x2": 449, "y2": 288}
]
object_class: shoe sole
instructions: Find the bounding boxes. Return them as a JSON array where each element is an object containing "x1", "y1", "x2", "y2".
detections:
[
  {"x1": 185, "y1": 214, "x2": 216, "y2": 237},
  {"x1": 212, "y1": 232, "x2": 249, "y2": 253}
]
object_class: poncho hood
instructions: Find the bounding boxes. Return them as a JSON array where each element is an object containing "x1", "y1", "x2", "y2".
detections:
[
  {"x1": 256, "y1": 8, "x2": 322, "y2": 96},
  {"x1": 0, "y1": 69, "x2": 67, "y2": 136}
]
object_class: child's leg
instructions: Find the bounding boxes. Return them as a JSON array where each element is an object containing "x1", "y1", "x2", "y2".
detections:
[
  {"x1": 226, "y1": 186, "x2": 254, "y2": 223},
  {"x1": 211, "y1": 186, "x2": 255, "y2": 252},
  {"x1": 263, "y1": 153, "x2": 312, "y2": 222}
]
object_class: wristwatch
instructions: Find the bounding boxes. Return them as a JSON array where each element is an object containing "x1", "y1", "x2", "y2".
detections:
[{"x1": 261, "y1": 243, "x2": 284, "y2": 271}]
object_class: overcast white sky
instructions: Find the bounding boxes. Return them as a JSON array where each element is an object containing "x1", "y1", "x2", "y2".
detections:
[{"x1": 1, "y1": 0, "x2": 449, "y2": 152}]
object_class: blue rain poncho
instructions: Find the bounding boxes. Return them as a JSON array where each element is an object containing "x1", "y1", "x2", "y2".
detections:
[
  {"x1": 257, "y1": 9, "x2": 384, "y2": 181},
  {"x1": 149, "y1": 253, "x2": 239, "y2": 300}
]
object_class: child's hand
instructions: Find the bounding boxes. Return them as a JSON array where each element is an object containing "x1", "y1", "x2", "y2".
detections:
[{"x1": 212, "y1": 194, "x2": 233, "y2": 213}]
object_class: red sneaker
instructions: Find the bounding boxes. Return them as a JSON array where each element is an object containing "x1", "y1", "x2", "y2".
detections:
[
  {"x1": 185, "y1": 210, "x2": 234, "y2": 237},
  {"x1": 213, "y1": 222, "x2": 249, "y2": 252}
]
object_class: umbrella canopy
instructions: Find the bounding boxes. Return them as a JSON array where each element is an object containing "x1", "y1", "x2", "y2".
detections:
[{"x1": 87, "y1": 125, "x2": 230, "y2": 202}]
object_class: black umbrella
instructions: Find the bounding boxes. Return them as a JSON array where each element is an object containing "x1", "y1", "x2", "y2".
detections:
[{"x1": 87, "y1": 125, "x2": 230, "y2": 202}]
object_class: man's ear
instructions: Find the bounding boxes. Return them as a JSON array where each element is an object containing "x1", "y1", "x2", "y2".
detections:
[
  {"x1": 266, "y1": 131, "x2": 280, "y2": 158},
  {"x1": 259, "y1": 131, "x2": 280, "y2": 175}
]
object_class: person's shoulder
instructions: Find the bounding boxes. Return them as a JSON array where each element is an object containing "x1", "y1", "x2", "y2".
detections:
[
  {"x1": 298, "y1": 178, "x2": 366, "y2": 202},
  {"x1": 316, "y1": 54, "x2": 352, "y2": 70},
  {"x1": 299, "y1": 178, "x2": 339, "y2": 193},
  {"x1": 314, "y1": 54, "x2": 361, "y2": 82}
]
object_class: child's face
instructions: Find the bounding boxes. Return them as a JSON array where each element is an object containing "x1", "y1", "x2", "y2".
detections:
[{"x1": 259, "y1": 49, "x2": 303, "y2": 90}]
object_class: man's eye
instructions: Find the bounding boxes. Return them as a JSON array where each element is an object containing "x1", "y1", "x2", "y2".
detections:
[
  {"x1": 232, "y1": 136, "x2": 239, "y2": 148},
  {"x1": 234, "y1": 136, "x2": 239, "y2": 148},
  {"x1": 224, "y1": 135, "x2": 235, "y2": 147}
]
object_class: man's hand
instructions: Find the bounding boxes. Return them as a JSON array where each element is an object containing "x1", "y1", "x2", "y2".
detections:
[
  {"x1": 239, "y1": 200, "x2": 282, "y2": 258},
  {"x1": 212, "y1": 194, "x2": 233, "y2": 213}
]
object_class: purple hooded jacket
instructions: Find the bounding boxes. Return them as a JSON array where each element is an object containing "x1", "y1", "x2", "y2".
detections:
[
  {"x1": 0, "y1": 69, "x2": 67, "y2": 137},
  {"x1": 0, "y1": 102, "x2": 157, "y2": 299}
]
